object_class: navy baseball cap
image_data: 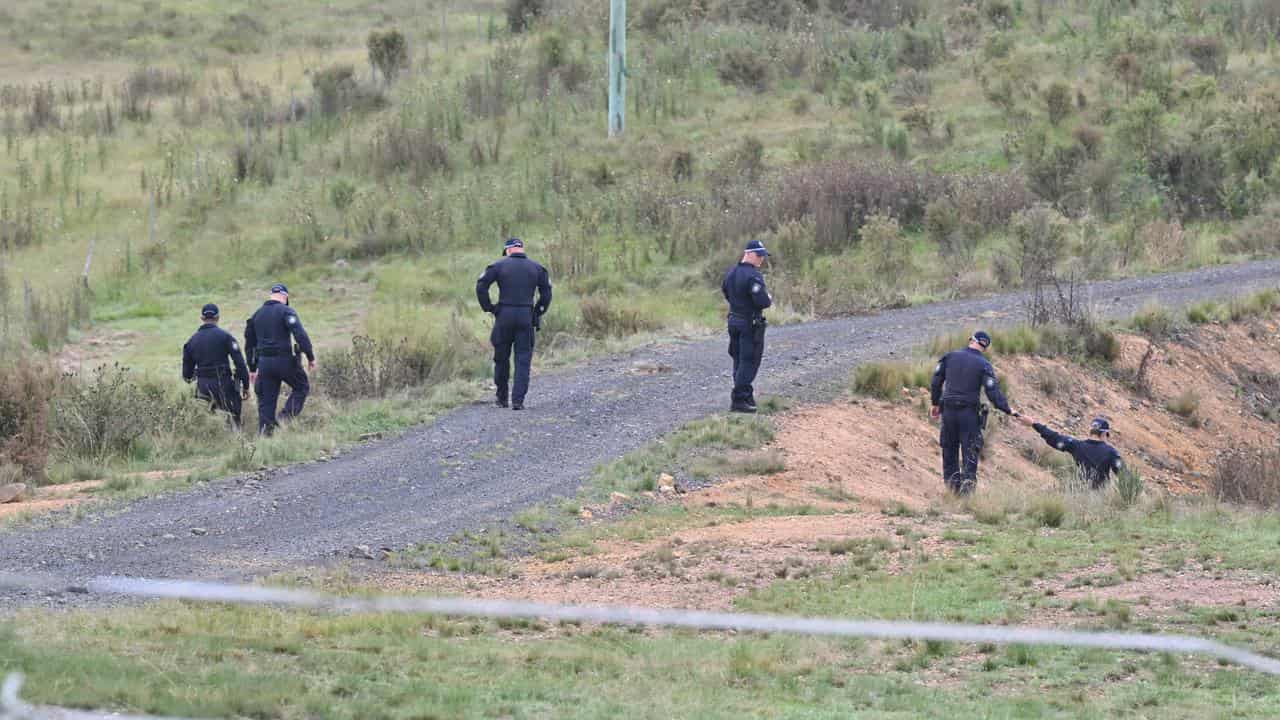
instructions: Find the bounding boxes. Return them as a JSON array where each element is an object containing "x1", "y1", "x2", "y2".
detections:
[
  {"x1": 972, "y1": 330, "x2": 992, "y2": 349},
  {"x1": 1090, "y1": 417, "x2": 1111, "y2": 434},
  {"x1": 271, "y1": 283, "x2": 289, "y2": 295},
  {"x1": 745, "y1": 239, "x2": 770, "y2": 256},
  {"x1": 504, "y1": 238, "x2": 524, "y2": 250},
  {"x1": 201, "y1": 303, "x2": 219, "y2": 319}
]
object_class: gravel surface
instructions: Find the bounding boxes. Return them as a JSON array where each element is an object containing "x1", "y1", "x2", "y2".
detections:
[{"x1": 2, "y1": 260, "x2": 1277, "y2": 602}]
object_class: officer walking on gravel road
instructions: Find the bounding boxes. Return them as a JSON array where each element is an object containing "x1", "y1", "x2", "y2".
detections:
[
  {"x1": 722, "y1": 239, "x2": 773, "y2": 414},
  {"x1": 1017, "y1": 415, "x2": 1124, "y2": 489},
  {"x1": 476, "y1": 238, "x2": 553, "y2": 411},
  {"x1": 182, "y1": 303, "x2": 251, "y2": 429},
  {"x1": 245, "y1": 283, "x2": 315, "y2": 435},
  {"x1": 930, "y1": 330, "x2": 1021, "y2": 494}
]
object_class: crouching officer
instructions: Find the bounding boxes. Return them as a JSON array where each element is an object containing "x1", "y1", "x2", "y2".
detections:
[
  {"x1": 476, "y1": 238, "x2": 552, "y2": 410},
  {"x1": 930, "y1": 330, "x2": 1021, "y2": 495},
  {"x1": 182, "y1": 303, "x2": 250, "y2": 428},
  {"x1": 1018, "y1": 415, "x2": 1124, "y2": 489},
  {"x1": 722, "y1": 240, "x2": 773, "y2": 413},
  {"x1": 245, "y1": 283, "x2": 315, "y2": 435}
]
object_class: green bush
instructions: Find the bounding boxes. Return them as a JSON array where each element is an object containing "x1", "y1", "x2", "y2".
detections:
[
  {"x1": 718, "y1": 47, "x2": 771, "y2": 92},
  {"x1": 1128, "y1": 303, "x2": 1181, "y2": 339},
  {"x1": 1044, "y1": 81, "x2": 1073, "y2": 125},
  {"x1": 51, "y1": 365, "x2": 169, "y2": 461},
  {"x1": 852, "y1": 361, "x2": 933, "y2": 400},
  {"x1": 1213, "y1": 446, "x2": 1280, "y2": 508},
  {"x1": 1183, "y1": 35, "x2": 1227, "y2": 76},
  {"x1": 367, "y1": 29, "x2": 408, "y2": 84},
  {"x1": 507, "y1": 0, "x2": 546, "y2": 32},
  {"x1": 1165, "y1": 390, "x2": 1200, "y2": 419},
  {"x1": 1113, "y1": 467, "x2": 1143, "y2": 508},
  {"x1": 580, "y1": 295, "x2": 657, "y2": 338}
]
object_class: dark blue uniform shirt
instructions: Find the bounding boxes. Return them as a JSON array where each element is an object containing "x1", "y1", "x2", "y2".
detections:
[
  {"x1": 244, "y1": 300, "x2": 314, "y2": 372},
  {"x1": 721, "y1": 263, "x2": 772, "y2": 319},
  {"x1": 1034, "y1": 423, "x2": 1124, "y2": 488},
  {"x1": 930, "y1": 347, "x2": 1012, "y2": 413},
  {"x1": 182, "y1": 324, "x2": 250, "y2": 389},
  {"x1": 476, "y1": 253, "x2": 552, "y2": 314}
]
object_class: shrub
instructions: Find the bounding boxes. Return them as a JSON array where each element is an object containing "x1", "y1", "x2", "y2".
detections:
[
  {"x1": 984, "y1": 0, "x2": 1014, "y2": 28},
  {"x1": 899, "y1": 105, "x2": 934, "y2": 136},
  {"x1": 580, "y1": 295, "x2": 657, "y2": 338},
  {"x1": 50, "y1": 365, "x2": 168, "y2": 461},
  {"x1": 718, "y1": 47, "x2": 771, "y2": 92},
  {"x1": 852, "y1": 361, "x2": 932, "y2": 400},
  {"x1": 983, "y1": 33, "x2": 1014, "y2": 60},
  {"x1": 368, "y1": 122, "x2": 451, "y2": 183},
  {"x1": 1011, "y1": 205, "x2": 1069, "y2": 286},
  {"x1": 712, "y1": 0, "x2": 798, "y2": 29},
  {"x1": 1165, "y1": 390, "x2": 1200, "y2": 419},
  {"x1": 832, "y1": 0, "x2": 924, "y2": 29},
  {"x1": 1183, "y1": 36, "x2": 1227, "y2": 76},
  {"x1": 1213, "y1": 446, "x2": 1280, "y2": 508},
  {"x1": 1223, "y1": 203, "x2": 1280, "y2": 256},
  {"x1": 1021, "y1": 127, "x2": 1087, "y2": 203},
  {"x1": 311, "y1": 64, "x2": 386, "y2": 117},
  {"x1": 0, "y1": 359, "x2": 55, "y2": 480},
  {"x1": 319, "y1": 336, "x2": 435, "y2": 401},
  {"x1": 861, "y1": 213, "x2": 914, "y2": 286},
  {"x1": 1030, "y1": 496, "x2": 1066, "y2": 528},
  {"x1": 1044, "y1": 81, "x2": 1073, "y2": 125},
  {"x1": 897, "y1": 28, "x2": 944, "y2": 71},
  {"x1": 507, "y1": 0, "x2": 546, "y2": 32},
  {"x1": 1185, "y1": 300, "x2": 1224, "y2": 325},
  {"x1": 1113, "y1": 467, "x2": 1143, "y2": 508},
  {"x1": 1072, "y1": 125, "x2": 1104, "y2": 159},
  {"x1": 1128, "y1": 303, "x2": 1181, "y2": 339},
  {"x1": 367, "y1": 29, "x2": 409, "y2": 85}
]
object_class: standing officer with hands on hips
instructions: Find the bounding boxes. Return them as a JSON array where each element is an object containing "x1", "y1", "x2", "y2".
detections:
[
  {"x1": 930, "y1": 330, "x2": 1021, "y2": 495},
  {"x1": 182, "y1": 303, "x2": 250, "y2": 428},
  {"x1": 476, "y1": 238, "x2": 552, "y2": 411},
  {"x1": 722, "y1": 239, "x2": 772, "y2": 414},
  {"x1": 245, "y1": 283, "x2": 315, "y2": 436}
]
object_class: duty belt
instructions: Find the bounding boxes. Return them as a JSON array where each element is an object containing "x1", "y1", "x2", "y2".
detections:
[
  {"x1": 727, "y1": 312, "x2": 764, "y2": 321},
  {"x1": 195, "y1": 367, "x2": 232, "y2": 378}
]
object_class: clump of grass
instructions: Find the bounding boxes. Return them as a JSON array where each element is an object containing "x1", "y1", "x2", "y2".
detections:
[
  {"x1": 1113, "y1": 467, "x2": 1144, "y2": 508},
  {"x1": 1186, "y1": 300, "x2": 1225, "y2": 325},
  {"x1": 1213, "y1": 446, "x2": 1280, "y2": 508},
  {"x1": 852, "y1": 361, "x2": 932, "y2": 400},
  {"x1": 1129, "y1": 303, "x2": 1182, "y2": 339},
  {"x1": 1029, "y1": 496, "x2": 1067, "y2": 528},
  {"x1": 1165, "y1": 390, "x2": 1201, "y2": 421}
]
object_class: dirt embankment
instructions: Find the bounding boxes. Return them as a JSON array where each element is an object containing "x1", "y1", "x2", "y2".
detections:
[{"x1": 373, "y1": 314, "x2": 1280, "y2": 612}]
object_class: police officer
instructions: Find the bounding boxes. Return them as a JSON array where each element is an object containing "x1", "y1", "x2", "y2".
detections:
[
  {"x1": 1018, "y1": 415, "x2": 1124, "y2": 489},
  {"x1": 722, "y1": 239, "x2": 773, "y2": 413},
  {"x1": 929, "y1": 330, "x2": 1022, "y2": 494},
  {"x1": 476, "y1": 238, "x2": 552, "y2": 410},
  {"x1": 245, "y1": 283, "x2": 315, "y2": 435},
  {"x1": 182, "y1": 303, "x2": 250, "y2": 428}
]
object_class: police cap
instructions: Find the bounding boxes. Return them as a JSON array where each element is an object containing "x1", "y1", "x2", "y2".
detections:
[
  {"x1": 745, "y1": 239, "x2": 770, "y2": 257},
  {"x1": 1090, "y1": 417, "x2": 1111, "y2": 434},
  {"x1": 271, "y1": 283, "x2": 289, "y2": 295},
  {"x1": 504, "y1": 238, "x2": 525, "y2": 251},
  {"x1": 201, "y1": 303, "x2": 219, "y2": 319},
  {"x1": 972, "y1": 330, "x2": 992, "y2": 349}
]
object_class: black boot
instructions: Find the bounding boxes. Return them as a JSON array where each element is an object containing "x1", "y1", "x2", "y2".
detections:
[
  {"x1": 511, "y1": 400, "x2": 524, "y2": 411},
  {"x1": 496, "y1": 397, "x2": 508, "y2": 408},
  {"x1": 730, "y1": 400, "x2": 756, "y2": 413}
]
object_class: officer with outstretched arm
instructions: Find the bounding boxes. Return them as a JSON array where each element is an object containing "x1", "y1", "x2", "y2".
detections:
[
  {"x1": 1017, "y1": 415, "x2": 1124, "y2": 489},
  {"x1": 930, "y1": 330, "x2": 1021, "y2": 495},
  {"x1": 722, "y1": 240, "x2": 773, "y2": 413},
  {"x1": 476, "y1": 238, "x2": 552, "y2": 410},
  {"x1": 182, "y1": 303, "x2": 250, "y2": 428},
  {"x1": 245, "y1": 283, "x2": 315, "y2": 435}
]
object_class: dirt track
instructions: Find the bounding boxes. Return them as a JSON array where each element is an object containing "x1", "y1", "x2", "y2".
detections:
[{"x1": 1, "y1": 260, "x2": 1278, "y2": 600}]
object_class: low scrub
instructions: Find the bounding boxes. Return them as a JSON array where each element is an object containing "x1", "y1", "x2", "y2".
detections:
[
  {"x1": 579, "y1": 295, "x2": 656, "y2": 338},
  {"x1": 50, "y1": 365, "x2": 169, "y2": 461},
  {"x1": 852, "y1": 361, "x2": 932, "y2": 400},
  {"x1": 1165, "y1": 390, "x2": 1200, "y2": 419},
  {"x1": 0, "y1": 358, "x2": 56, "y2": 480},
  {"x1": 1213, "y1": 446, "x2": 1280, "y2": 508}
]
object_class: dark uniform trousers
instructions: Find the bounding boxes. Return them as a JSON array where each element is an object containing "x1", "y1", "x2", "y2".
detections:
[
  {"x1": 492, "y1": 305, "x2": 535, "y2": 405},
  {"x1": 727, "y1": 315, "x2": 766, "y2": 404},
  {"x1": 196, "y1": 373, "x2": 242, "y2": 427},
  {"x1": 256, "y1": 354, "x2": 309, "y2": 435},
  {"x1": 940, "y1": 403, "x2": 981, "y2": 494}
]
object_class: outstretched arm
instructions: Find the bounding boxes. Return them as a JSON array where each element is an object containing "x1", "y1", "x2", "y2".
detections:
[{"x1": 1033, "y1": 423, "x2": 1078, "y2": 454}]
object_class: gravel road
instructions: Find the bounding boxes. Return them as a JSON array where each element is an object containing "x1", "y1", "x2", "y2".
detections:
[{"x1": 2, "y1": 259, "x2": 1278, "y2": 597}]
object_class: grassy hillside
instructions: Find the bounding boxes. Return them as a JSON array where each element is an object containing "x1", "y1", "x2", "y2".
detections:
[{"x1": 3, "y1": 0, "x2": 1280, "y2": 483}]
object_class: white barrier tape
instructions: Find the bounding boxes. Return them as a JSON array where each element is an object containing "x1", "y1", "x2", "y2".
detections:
[{"x1": 2, "y1": 573, "x2": 1277, "y2": 676}]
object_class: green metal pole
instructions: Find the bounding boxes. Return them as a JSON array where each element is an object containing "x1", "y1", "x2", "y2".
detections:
[{"x1": 608, "y1": 0, "x2": 626, "y2": 137}]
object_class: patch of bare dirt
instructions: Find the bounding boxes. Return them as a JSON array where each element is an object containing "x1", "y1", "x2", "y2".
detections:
[
  {"x1": 0, "y1": 481, "x2": 102, "y2": 520},
  {"x1": 56, "y1": 330, "x2": 143, "y2": 374}
]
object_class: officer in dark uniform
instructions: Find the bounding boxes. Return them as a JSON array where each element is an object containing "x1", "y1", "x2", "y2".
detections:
[
  {"x1": 1018, "y1": 415, "x2": 1124, "y2": 489},
  {"x1": 722, "y1": 239, "x2": 773, "y2": 413},
  {"x1": 245, "y1": 283, "x2": 315, "y2": 435},
  {"x1": 929, "y1": 330, "x2": 1021, "y2": 494},
  {"x1": 182, "y1": 303, "x2": 250, "y2": 428},
  {"x1": 476, "y1": 238, "x2": 552, "y2": 410}
]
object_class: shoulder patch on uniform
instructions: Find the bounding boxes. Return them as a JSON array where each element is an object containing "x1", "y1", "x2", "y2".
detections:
[
  {"x1": 985, "y1": 376, "x2": 996, "y2": 388},
  {"x1": 751, "y1": 283, "x2": 762, "y2": 294},
  {"x1": 287, "y1": 315, "x2": 297, "y2": 326},
  {"x1": 1056, "y1": 441, "x2": 1066, "y2": 450},
  {"x1": 231, "y1": 342, "x2": 239, "y2": 352},
  {"x1": 1115, "y1": 459, "x2": 1124, "y2": 469},
  {"x1": 934, "y1": 363, "x2": 942, "y2": 374}
]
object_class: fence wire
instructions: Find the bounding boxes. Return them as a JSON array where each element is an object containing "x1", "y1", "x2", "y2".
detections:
[{"x1": 2, "y1": 572, "x2": 1279, "y2": 675}]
